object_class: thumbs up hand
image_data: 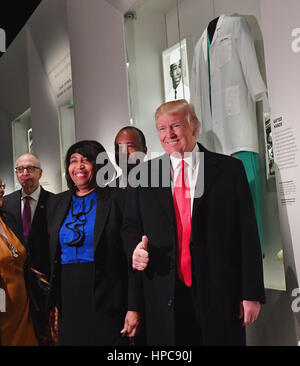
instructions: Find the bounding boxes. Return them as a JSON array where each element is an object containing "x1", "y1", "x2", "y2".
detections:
[{"x1": 132, "y1": 235, "x2": 149, "y2": 271}]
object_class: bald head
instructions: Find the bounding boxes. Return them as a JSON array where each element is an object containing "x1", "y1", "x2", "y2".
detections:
[{"x1": 16, "y1": 153, "x2": 41, "y2": 168}]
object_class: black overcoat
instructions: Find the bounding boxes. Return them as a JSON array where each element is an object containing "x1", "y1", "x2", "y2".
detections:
[{"x1": 122, "y1": 144, "x2": 265, "y2": 346}]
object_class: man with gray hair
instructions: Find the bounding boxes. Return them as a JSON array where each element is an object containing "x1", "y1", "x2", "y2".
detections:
[{"x1": 3, "y1": 153, "x2": 54, "y2": 287}]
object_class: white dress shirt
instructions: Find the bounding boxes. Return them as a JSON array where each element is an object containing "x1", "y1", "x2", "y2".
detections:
[
  {"x1": 192, "y1": 15, "x2": 267, "y2": 155},
  {"x1": 21, "y1": 185, "x2": 41, "y2": 223},
  {"x1": 170, "y1": 144, "x2": 200, "y2": 216}
]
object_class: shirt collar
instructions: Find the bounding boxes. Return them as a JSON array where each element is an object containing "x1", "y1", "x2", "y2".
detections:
[
  {"x1": 21, "y1": 185, "x2": 41, "y2": 201},
  {"x1": 170, "y1": 144, "x2": 199, "y2": 172}
]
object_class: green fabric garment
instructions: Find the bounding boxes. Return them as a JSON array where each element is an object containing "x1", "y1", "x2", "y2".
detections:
[
  {"x1": 207, "y1": 34, "x2": 212, "y2": 113},
  {"x1": 232, "y1": 151, "x2": 263, "y2": 251}
]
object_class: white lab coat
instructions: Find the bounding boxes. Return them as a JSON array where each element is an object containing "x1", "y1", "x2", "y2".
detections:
[{"x1": 192, "y1": 15, "x2": 267, "y2": 155}]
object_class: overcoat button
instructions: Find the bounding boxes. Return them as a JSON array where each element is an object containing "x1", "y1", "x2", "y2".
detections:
[{"x1": 167, "y1": 299, "x2": 173, "y2": 307}]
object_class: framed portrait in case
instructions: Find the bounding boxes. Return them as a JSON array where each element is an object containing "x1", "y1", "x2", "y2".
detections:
[{"x1": 162, "y1": 39, "x2": 190, "y2": 103}]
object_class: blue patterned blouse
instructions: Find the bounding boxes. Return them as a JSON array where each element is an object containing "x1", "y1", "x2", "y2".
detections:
[{"x1": 59, "y1": 190, "x2": 97, "y2": 264}]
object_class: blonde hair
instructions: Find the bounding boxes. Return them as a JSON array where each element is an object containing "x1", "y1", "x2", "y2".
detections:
[{"x1": 155, "y1": 99, "x2": 199, "y2": 127}]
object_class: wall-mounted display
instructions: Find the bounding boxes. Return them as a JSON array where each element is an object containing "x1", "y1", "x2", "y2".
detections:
[
  {"x1": 27, "y1": 128, "x2": 33, "y2": 153},
  {"x1": 162, "y1": 38, "x2": 190, "y2": 102},
  {"x1": 11, "y1": 109, "x2": 32, "y2": 190},
  {"x1": 263, "y1": 112, "x2": 275, "y2": 179}
]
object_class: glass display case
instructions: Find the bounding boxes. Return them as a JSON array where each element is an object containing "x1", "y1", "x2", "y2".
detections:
[
  {"x1": 124, "y1": 0, "x2": 285, "y2": 291},
  {"x1": 11, "y1": 108, "x2": 32, "y2": 190}
]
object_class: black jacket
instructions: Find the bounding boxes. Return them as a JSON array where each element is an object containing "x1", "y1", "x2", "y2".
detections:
[
  {"x1": 47, "y1": 186, "x2": 142, "y2": 312},
  {"x1": 122, "y1": 144, "x2": 265, "y2": 346},
  {"x1": 3, "y1": 186, "x2": 54, "y2": 279}
]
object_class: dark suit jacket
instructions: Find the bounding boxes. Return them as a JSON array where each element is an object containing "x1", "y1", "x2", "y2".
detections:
[
  {"x1": 47, "y1": 186, "x2": 141, "y2": 313},
  {"x1": 3, "y1": 187, "x2": 53, "y2": 279},
  {"x1": 122, "y1": 144, "x2": 265, "y2": 346}
]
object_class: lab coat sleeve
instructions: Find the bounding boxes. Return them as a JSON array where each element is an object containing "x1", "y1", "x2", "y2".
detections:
[
  {"x1": 236, "y1": 17, "x2": 267, "y2": 102},
  {"x1": 191, "y1": 39, "x2": 203, "y2": 127}
]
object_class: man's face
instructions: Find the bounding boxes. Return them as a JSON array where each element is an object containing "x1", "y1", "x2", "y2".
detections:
[
  {"x1": 115, "y1": 129, "x2": 147, "y2": 170},
  {"x1": 15, "y1": 154, "x2": 42, "y2": 194},
  {"x1": 156, "y1": 110, "x2": 199, "y2": 157}
]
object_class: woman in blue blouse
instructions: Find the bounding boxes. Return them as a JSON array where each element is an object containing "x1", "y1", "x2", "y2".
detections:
[{"x1": 47, "y1": 140, "x2": 141, "y2": 346}]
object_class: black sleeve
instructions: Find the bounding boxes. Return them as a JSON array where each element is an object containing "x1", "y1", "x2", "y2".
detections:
[
  {"x1": 121, "y1": 186, "x2": 144, "y2": 262},
  {"x1": 111, "y1": 187, "x2": 144, "y2": 312},
  {"x1": 235, "y1": 159, "x2": 265, "y2": 303}
]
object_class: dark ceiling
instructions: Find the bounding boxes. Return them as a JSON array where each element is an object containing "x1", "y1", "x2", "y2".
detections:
[{"x1": 0, "y1": 0, "x2": 42, "y2": 57}]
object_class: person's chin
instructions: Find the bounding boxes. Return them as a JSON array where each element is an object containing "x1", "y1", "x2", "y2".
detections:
[
  {"x1": 164, "y1": 145, "x2": 183, "y2": 156},
  {"x1": 21, "y1": 179, "x2": 34, "y2": 187},
  {"x1": 75, "y1": 180, "x2": 95, "y2": 191}
]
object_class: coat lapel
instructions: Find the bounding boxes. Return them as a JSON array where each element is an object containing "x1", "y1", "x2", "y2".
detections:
[
  {"x1": 10, "y1": 190, "x2": 22, "y2": 227},
  {"x1": 49, "y1": 190, "x2": 73, "y2": 262},
  {"x1": 192, "y1": 144, "x2": 220, "y2": 216},
  {"x1": 154, "y1": 185, "x2": 175, "y2": 225},
  {"x1": 1, "y1": 211, "x2": 24, "y2": 245},
  {"x1": 93, "y1": 187, "x2": 111, "y2": 254},
  {"x1": 8, "y1": 190, "x2": 23, "y2": 241},
  {"x1": 151, "y1": 154, "x2": 176, "y2": 226},
  {"x1": 28, "y1": 187, "x2": 47, "y2": 241}
]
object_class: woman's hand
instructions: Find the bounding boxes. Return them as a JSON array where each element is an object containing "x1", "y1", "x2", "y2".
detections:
[
  {"x1": 121, "y1": 311, "x2": 141, "y2": 338},
  {"x1": 49, "y1": 306, "x2": 59, "y2": 344}
]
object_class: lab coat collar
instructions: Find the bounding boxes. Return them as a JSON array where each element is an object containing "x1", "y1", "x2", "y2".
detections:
[{"x1": 202, "y1": 14, "x2": 227, "y2": 61}]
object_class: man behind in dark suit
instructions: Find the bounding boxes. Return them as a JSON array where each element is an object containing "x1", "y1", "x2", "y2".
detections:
[
  {"x1": 122, "y1": 99, "x2": 265, "y2": 346},
  {"x1": 114, "y1": 126, "x2": 147, "y2": 188},
  {"x1": 3, "y1": 153, "x2": 53, "y2": 299}
]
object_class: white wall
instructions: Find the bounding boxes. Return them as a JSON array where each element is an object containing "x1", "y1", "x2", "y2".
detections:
[
  {"x1": 214, "y1": 0, "x2": 262, "y2": 23},
  {"x1": 125, "y1": 9, "x2": 168, "y2": 155},
  {"x1": 26, "y1": 27, "x2": 62, "y2": 193},
  {"x1": 24, "y1": 0, "x2": 75, "y2": 194},
  {"x1": 106, "y1": 0, "x2": 137, "y2": 14},
  {"x1": 66, "y1": 0, "x2": 131, "y2": 157},
  {"x1": 166, "y1": 0, "x2": 214, "y2": 74},
  {"x1": 0, "y1": 108, "x2": 13, "y2": 194},
  {"x1": 0, "y1": 29, "x2": 31, "y2": 195}
]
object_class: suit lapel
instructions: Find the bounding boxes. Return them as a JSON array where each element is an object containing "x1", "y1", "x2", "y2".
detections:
[
  {"x1": 49, "y1": 190, "x2": 73, "y2": 262},
  {"x1": 11, "y1": 190, "x2": 22, "y2": 227},
  {"x1": 154, "y1": 186, "x2": 175, "y2": 225},
  {"x1": 192, "y1": 144, "x2": 220, "y2": 216},
  {"x1": 29, "y1": 187, "x2": 47, "y2": 240},
  {"x1": 93, "y1": 187, "x2": 111, "y2": 254},
  {"x1": 1, "y1": 211, "x2": 24, "y2": 245},
  {"x1": 151, "y1": 154, "x2": 176, "y2": 226}
]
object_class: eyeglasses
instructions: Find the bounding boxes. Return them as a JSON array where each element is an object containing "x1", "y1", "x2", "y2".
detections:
[
  {"x1": 15, "y1": 166, "x2": 40, "y2": 174},
  {"x1": 0, "y1": 183, "x2": 5, "y2": 190}
]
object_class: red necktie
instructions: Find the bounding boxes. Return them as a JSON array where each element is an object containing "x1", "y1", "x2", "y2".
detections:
[
  {"x1": 22, "y1": 196, "x2": 32, "y2": 242},
  {"x1": 173, "y1": 160, "x2": 192, "y2": 287}
]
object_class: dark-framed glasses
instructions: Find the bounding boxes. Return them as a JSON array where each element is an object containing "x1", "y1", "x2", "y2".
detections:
[
  {"x1": 0, "y1": 183, "x2": 5, "y2": 190},
  {"x1": 15, "y1": 166, "x2": 40, "y2": 174}
]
